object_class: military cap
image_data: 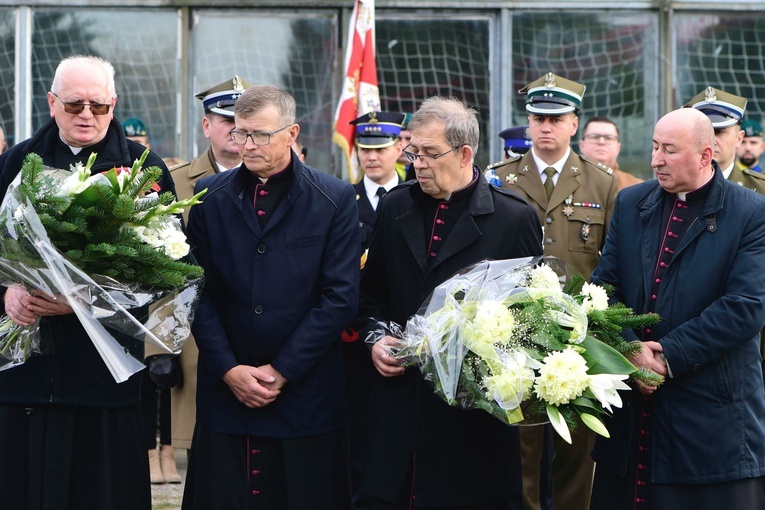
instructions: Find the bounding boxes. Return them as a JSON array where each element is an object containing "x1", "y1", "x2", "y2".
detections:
[
  {"x1": 499, "y1": 125, "x2": 532, "y2": 154},
  {"x1": 684, "y1": 87, "x2": 747, "y2": 128},
  {"x1": 350, "y1": 111, "x2": 406, "y2": 149},
  {"x1": 519, "y1": 72, "x2": 586, "y2": 116},
  {"x1": 742, "y1": 119, "x2": 764, "y2": 139},
  {"x1": 195, "y1": 75, "x2": 252, "y2": 118},
  {"x1": 122, "y1": 117, "x2": 148, "y2": 137}
]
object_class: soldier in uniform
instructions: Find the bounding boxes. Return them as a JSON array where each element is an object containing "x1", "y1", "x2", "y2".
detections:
[
  {"x1": 736, "y1": 119, "x2": 764, "y2": 173},
  {"x1": 684, "y1": 87, "x2": 765, "y2": 194},
  {"x1": 350, "y1": 111, "x2": 406, "y2": 257},
  {"x1": 493, "y1": 72, "x2": 618, "y2": 510},
  {"x1": 165, "y1": 75, "x2": 252, "y2": 455},
  {"x1": 345, "y1": 111, "x2": 405, "y2": 505}
]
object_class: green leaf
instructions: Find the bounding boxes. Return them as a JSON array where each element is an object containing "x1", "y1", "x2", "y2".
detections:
[
  {"x1": 580, "y1": 413, "x2": 610, "y2": 438},
  {"x1": 579, "y1": 334, "x2": 636, "y2": 375}
]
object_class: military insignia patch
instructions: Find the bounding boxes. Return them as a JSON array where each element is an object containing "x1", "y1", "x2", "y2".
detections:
[
  {"x1": 581, "y1": 223, "x2": 591, "y2": 241},
  {"x1": 505, "y1": 174, "x2": 518, "y2": 185}
]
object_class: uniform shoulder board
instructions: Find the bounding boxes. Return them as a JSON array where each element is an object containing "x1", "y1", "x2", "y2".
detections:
[
  {"x1": 579, "y1": 154, "x2": 614, "y2": 175},
  {"x1": 742, "y1": 168, "x2": 765, "y2": 181},
  {"x1": 485, "y1": 156, "x2": 518, "y2": 173}
]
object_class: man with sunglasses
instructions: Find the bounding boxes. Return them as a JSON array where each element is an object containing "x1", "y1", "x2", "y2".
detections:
[
  {"x1": 358, "y1": 96, "x2": 542, "y2": 509},
  {"x1": 0, "y1": 55, "x2": 174, "y2": 510},
  {"x1": 492, "y1": 72, "x2": 618, "y2": 510},
  {"x1": 182, "y1": 85, "x2": 359, "y2": 510}
]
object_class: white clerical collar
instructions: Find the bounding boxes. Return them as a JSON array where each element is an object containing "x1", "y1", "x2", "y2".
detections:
[
  {"x1": 532, "y1": 147, "x2": 571, "y2": 177},
  {"x1": 60, "y1": 134, "x2": 84, "y2": 155},
  {"x1": 721, "y1": 161, "x2": 734, "y2": 180},
  {"x1": 676, "y1": 168, "x2": 715, "y2": 201}
]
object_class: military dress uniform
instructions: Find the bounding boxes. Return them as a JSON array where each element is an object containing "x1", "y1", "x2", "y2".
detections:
[{"x1": 494, "y1": 72, "x2": 618, "y2": 510}]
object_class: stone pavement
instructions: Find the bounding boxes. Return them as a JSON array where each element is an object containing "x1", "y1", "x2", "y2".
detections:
[{"x1": 150, "y1": 449, "x2": 188, "y2": 510}]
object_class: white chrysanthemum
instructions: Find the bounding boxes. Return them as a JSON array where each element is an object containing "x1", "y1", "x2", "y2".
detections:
[
  {"x1": 129, "y1": 216, "x2": 190, "y2": 260},
  {"x1": 463, "y1": 300, "x2": 515, "y2": 350},
  {"x1": 60, "y1": 164, "x2": 91, "y2": 196},
  {"x1": 534, "y1": 347, "x2": 589, "y2": 406},
  {"x1": 581, "y1": 282, "x2": 609, "y2": 312},
  {"x1": 529, "y1": 264, "x2": 561, "y2": 291}
]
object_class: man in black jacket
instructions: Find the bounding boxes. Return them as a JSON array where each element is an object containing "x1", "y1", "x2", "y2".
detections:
[
  {"x1": 0, "y1": 54, "x2": 173, "y2": 510},
  {"x1": 358, "y1": 96, "x2": 542, "y2": 509}
]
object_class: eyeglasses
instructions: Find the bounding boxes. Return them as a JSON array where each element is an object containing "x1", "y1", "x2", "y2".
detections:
[
  {"x1": 51, "y1": 92, "x2": 111, "y2": 115},
  {"x1": 230, "y1": 125, "x2": 291, "y2": 146},
  {"x1": 583, "y1": 134, "x2": 619, "y2": 144},
  {"x1": 402, "y1": 144, "x2": 462, "y2": 164}
]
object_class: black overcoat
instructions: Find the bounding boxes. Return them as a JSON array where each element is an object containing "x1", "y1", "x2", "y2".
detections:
[{"x1": 358, "y1": 174, "x2": 543, "y2": 507}]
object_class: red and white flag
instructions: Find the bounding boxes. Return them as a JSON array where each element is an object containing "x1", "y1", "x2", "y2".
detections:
[{"x1": 332, "y1": 0, "x2": 380, "y2": 184}]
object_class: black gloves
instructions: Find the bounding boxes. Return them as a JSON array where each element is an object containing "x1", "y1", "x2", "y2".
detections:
[{"x1": 146, "y1": 354, "x2": 183, "y2": 389}]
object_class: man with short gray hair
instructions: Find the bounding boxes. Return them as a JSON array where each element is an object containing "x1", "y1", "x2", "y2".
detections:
[
  {"x1": 183, "y1": 85, "x2": 359, "y2": 510},
  {"x1": 359, "y1": 96, "x2": 542, "y2": 509}
]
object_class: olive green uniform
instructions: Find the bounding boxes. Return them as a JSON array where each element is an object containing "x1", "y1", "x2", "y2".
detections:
[{"x1": 489, "y1": 149, "x2": 617, "y2": 510}]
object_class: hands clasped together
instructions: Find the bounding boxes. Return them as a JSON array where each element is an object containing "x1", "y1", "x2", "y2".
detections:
[
  {"x1": 223, "y1": 364, "x2": 288, "y2": 408},
  {"x1": 629, "y1": 340, "x2": 668, "y2": 395},
  {"x1": 3, "y1": 286, "x2": 74, "y2": 326}
]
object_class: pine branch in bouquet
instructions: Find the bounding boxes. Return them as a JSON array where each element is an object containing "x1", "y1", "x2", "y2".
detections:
[{"x1": 14, "y1": 150, "x2": 205, "y2": 288}]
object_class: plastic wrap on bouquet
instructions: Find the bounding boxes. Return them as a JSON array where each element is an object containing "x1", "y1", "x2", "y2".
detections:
[
  {"x1": 367, "y1": 256, "x2": 662, "y2": 444},
  {"x1": 0, "y1": 153, "x2": 204, "y2": 382}
]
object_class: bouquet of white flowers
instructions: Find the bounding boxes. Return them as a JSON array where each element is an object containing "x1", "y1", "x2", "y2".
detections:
[
  {"x1": 368, "y1": 257, "x2": 661, "y2": 443},
  {"x1": 0, "y1": 150, "x2": 206, "y2": 382}
]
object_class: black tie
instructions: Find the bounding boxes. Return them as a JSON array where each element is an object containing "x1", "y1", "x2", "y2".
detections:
[{"x1": 376, "y1": 187, "x2": 387, "y2": 199}]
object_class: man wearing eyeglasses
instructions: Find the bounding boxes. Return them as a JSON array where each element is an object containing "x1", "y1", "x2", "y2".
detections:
[
  {"x1": 493, "y1": 72, "x2": 618, "y2": 510},
  {"x1": 358, "y1": 96, "x2": 542, "y2": 509},
  {"x1": 579, "y1": 116, "x2": 643, "y2": 190},
  {"x1": 0, "y1": 54, "x2": 174, "y2": 510},
  {"x1": 182, "y1": 85, "x2": 359, "y2": 510}
]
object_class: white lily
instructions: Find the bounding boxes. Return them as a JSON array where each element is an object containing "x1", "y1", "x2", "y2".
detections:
[{"x1": 588, "y1": 373, "x2": 630, "y2": 412}]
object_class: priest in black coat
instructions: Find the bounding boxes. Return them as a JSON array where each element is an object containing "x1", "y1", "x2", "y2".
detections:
[{"x1": 358, "y1": 97, "x2": 543, "y2": 510}]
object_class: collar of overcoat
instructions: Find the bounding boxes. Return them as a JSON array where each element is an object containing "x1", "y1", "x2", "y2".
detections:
[{"x1": 397, "y1": 167, "x2": 494, "y2": 276}]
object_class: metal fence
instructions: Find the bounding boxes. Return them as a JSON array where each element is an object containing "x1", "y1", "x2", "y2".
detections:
[{"x1": 1, "y1": 1, "x2": 763, "y2": 178}]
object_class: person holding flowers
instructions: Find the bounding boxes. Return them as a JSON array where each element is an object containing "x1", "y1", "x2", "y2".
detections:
[
  {"x1": 0, "y1": 55, "x2": 175, "y2": 509},
  {"x1": 589, "y1": 107, "x2": 765, "y2": 509},
  {"x1": 358, "y1": 96, "x2": 543, "y2": 509}
]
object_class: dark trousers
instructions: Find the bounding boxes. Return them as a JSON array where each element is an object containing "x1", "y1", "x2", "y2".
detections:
[
  {"x1": 0, "y1": 403, "x2": 150, "y2": 510},
  {"x1": 356, "y1": 456, "x2": 522, "y2": 510},
  {"x1": 182, "y1": 424, "x2": 351, "y2": 510},
  {"x1": 591, "y1": 468, "x2": 765, "y2": 510}
]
